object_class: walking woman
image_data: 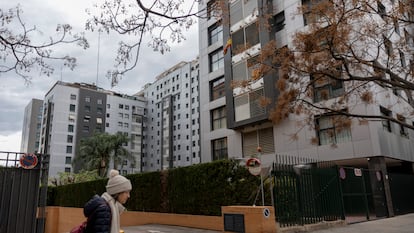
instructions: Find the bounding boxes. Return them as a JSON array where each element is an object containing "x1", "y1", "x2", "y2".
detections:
[{"x1": 83, "y1": 169, "x2": 132, "y2": 233}]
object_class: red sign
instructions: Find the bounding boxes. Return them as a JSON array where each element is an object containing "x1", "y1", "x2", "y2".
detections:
[
  {"x1": 20, "y1": 153, "x2": 38, "y2": 169},
  {"x1": 246, "y1": 158, "x2": 261, "y2": 176}
]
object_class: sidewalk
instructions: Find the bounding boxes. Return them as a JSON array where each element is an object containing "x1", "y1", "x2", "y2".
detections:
[
  {"x1": 123, "y1": 213, "x2": 414, "y2": 233},
  {"x1": 309, "y1": 213, "x2": 414, "y2": 233},
  {"x1": 123, "y1": 224, "x2": 220, "y2": 233}
]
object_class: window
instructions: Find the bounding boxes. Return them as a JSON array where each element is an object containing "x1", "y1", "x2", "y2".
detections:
[
  {"x1": 84, "y1": 105, "x2": 91, "y2": 112},
  {"x1": 234, "y1": 88, "x2": 266, "y2": 121},
  {"x1": 397, "y1": 114, "x2": 408, "y2": 137},
  {"x1": 66, "y1": 146, "x2": 73, "y2": 153},
  {"x1": 85, "y1": 96, "x2": 91, "y2": 102},
  {"x1": 70, "y1": 94, "x2": 76, "y2": 100},
  {"x1": 390, "y1": 75, "x2": 401, "y2": 96},
  {"x1": 65, "y1": 156, "x2": 71, "y2": 164},
  {"x1": 97, "y1": 99, "x2": 103, "y2": 105},
  {"x1": 273, "y1": 11, "x2": 285, "y2": 32},
  {"x1": 65, "y1": 168, "x2": 71, "y2": 173},
  {"x1": 377, "y1": 1, "x2": 386, "y2": 19},
  {"x1": 242, "y1": 127, "x2": 274, "y2": 157},
  {"x1": 208, "y1": 23, "x2": 223, "y2": 45},
  {"x1": 209, "y1": 49, "x2": 224, "y2": 72},
  {"x1": 68, "y1": 114, "x2": 75, "y2": 122},
  {"x1": 230, "y1": 0, "x2": 257, "y2": 26},
  {"x1": 69, "y1": 104, "x2": 76, "y2": 112},
  {"x1": 83, "y1": 125, "x2": 89, "y2": 132},
  {"x1": 207, "y1": 0, "x2": 219, "y2": 20},
  {"x1": 125, "y1": 105, "x2": 129, "y2": 110},
  {"x1": 119, "y1": 104, "x2": 124, "y2": 109},
  {"x1": 302, "y1": 0, "x2": 323, "y2": 25},
  {"x1": 383, "y1": 35, "x2": 393, "y2": 56},
  {"x1": 394, "y1": 18, "x2": 400, "y2": 35},
  {"x1": 68, "y1": 124, "x2": 74, "y2": 132},
  {"x1": 210, "y1": 77, "x2": 226, "y2": 101},
  {"x1": 83, "y1": 116, "x2": 90, "y2": 123},
  {"x1": 316, "y1": 113, "x2": 352, "y2": 145},
  {"x1": 232, "y1": 22, "x2": 259, "y2": 54},
  {"x1": 67, "y1": 135, "x2": 73, "y2": 143},
  {"x1": 232, "y1": 56, "x2": 260, "y2": 81},
  {"x1": 399, "y1": 50, "x2": 406, "y2": 67},
  {"x1": 312, "y1": 67, "x2": 344, "y2": 102},
  {"x1": 212, "y1": 137, "x2": 228, "y2": 160},
  {"x1": 97, "y1": 117, "x2": 103, "y2": 124},
  {"x1": 380, "y1": 106, "x2": 392, "y2": 132},
  {"x1": 211, "y1": 107, "x2": 227, "y2": 130},
  {"x1": 97, "y1": 107, "x2": 103, "y2": 114}
]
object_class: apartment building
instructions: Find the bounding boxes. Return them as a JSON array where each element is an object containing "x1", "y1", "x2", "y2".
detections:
[
  {"x1": 197, "y1": 0, "x2": 414, "y2": 217},
  {"x1": 20, "y1": 98, "x2": 43, "y2": 153},
  {"x1": 198, "y1": 0, "x2": 414, "y2": 167},
  {"x1": 137, "y1": 59, "x2": 201, "y2": 172},
  {"x1": 39, "y1": 81, "x2": 145, "y2": 178}
]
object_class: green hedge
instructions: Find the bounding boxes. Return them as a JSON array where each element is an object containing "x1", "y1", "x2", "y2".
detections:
[{"x1": 48, "y1": 160, "x2": 260, "y2": 216}]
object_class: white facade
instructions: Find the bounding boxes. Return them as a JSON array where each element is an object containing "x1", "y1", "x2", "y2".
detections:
[
  {"x1": 105, "y1": 93, "x2": 146, "y2": 174},
  {"x1": 41, "y1": 83, "x2": 80, "y2": 178},
  {"x1": 21, "y1": 99, "x2": 43, "y2": 153},
  {"x1": 138, "y1": 59, "x2": 201, "y2": 171},
  {"x1": 198, "y1": 0, "x2": 414, "y2": 168}
]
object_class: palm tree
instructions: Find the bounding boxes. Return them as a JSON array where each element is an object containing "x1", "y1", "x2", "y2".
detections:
[
  {"x1": 111, "y1": 132, "x2": 135, "y2": 170},
  {"x1": 76, "y1": 132, "x2": 134, "y2": 177}
]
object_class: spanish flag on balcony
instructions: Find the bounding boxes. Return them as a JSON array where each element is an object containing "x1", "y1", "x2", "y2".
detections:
[{"x1": 223, "y1": 38, "x2": 232, "y2": 55}]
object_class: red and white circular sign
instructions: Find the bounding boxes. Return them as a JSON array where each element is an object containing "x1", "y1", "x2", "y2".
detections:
[
  {"x1": 246, "y1": 158, "x2": 261, "y2": 176},
  {"x1": 20, "y1": 153, "x2": 38, "y2": 169}
]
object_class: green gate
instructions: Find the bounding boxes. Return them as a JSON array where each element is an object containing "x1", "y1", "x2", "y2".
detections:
[
  {"x1": 339, "y1": 167, "x2": 387, "y2": 223},
  {"x1": 272, "y1": 156, "x2": 344, "y2": 227}
]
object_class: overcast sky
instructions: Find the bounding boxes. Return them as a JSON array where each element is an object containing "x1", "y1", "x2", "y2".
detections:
[{"x1": 0, "y1": 0, "x2": 199, "y2": 152}]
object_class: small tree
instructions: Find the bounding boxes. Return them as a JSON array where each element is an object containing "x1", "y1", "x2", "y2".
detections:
[{"x1": 49, "y1": 169, "x2": 101, "y2": 186}]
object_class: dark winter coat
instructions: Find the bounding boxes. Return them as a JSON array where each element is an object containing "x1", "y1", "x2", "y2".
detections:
[{"x1": 83, "y1": 195, "x2": 111, "y2": 233}]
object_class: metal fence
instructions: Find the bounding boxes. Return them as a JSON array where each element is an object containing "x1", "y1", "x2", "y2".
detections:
[
  {"x1": 0, "y1": 151, "x2": 49, "y2": 233},
  {"x1": 389, "y1": 172, "x2": 414, "y2": 215},
  {"x1": 272, "y1": 155, "x2": 344, "y2": 228}
]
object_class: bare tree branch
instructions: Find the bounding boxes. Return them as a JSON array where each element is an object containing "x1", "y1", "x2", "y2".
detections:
[
  {"x1": 86, "y1": 0, "x2": 208, "y2": 86},
  {"x1": 0, "y1": 5, "x2": 89, "y2": 81}
]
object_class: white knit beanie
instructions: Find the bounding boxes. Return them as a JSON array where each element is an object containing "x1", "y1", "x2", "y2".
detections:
[{"x1": 106, "y1": 169, "x2": 132, "y2": 195}]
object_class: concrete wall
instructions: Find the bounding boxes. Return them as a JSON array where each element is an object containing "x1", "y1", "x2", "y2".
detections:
[
  {"x1": 44, "y1": 206, "x2": 222, "y2": 233},
  {"x1": 44, "y1": 206, "x2": 277, "y2": 233}
]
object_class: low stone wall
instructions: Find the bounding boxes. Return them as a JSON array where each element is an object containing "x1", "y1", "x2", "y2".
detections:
[
  {"x1": 44, "y1": 205, "x2": 278, "y2": 233},
  {"x1": 222, "y1": 206, "x2": 277, "y2": 233},
  {"x1": 44, "y1": 206, "x2": 222, "y2": 233}
]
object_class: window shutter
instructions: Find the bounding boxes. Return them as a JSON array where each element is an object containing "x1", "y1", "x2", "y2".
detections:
[
  {"x1": 242, "y1": 131, "x2": 257, "y2": 157},
  {"x1": 259, "y1": 128, "x2": 275, "y2": 154}
]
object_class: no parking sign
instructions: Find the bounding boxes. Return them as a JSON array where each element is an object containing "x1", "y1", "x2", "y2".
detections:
[{"x1": 19, "y1": 153, "x2": 38, "y2": 169}]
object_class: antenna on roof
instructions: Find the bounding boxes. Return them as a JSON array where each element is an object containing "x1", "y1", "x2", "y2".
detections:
[{"x1": 96, "y1": 30, "x2": 101, "y2": 88}]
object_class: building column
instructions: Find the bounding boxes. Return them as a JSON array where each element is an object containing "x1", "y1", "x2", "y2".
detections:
[{"x1": 367, "y1": 156, "x2": 394, "y2": 217}]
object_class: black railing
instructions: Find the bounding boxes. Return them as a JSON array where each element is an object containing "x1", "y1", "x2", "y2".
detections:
[
  {"x1": 272, "y1": 154, "x2": 344, "y2": 228},
  {"x1": 0, "y1": 151, "x2": 23, "y2": 167}
]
